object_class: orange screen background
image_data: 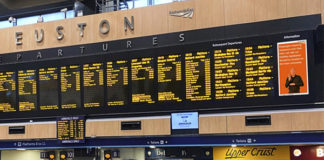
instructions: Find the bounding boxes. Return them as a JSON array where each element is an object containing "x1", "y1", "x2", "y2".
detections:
[{"x1": 278, "y1": 41, "x2": 308, "y2": 95}]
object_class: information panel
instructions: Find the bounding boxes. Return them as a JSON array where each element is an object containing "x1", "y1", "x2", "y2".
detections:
[
  {"x1": 0, "y1": 71, "x2": 16, "y2": 112},
  {"x1": 277, "y1": 40, "x2": 309, "y2": 96},
  {"x1": 214, "y1": 48, "x2": 243, "y2": 99},
  {"x1": 39, "y1": 67, "x2": 59, "y2": 110},
  {"x1": 57, "y1": 116, "x2": 85, "y2": 143},
  {"x1": 83, "y1": 63, "x2": 104, "y2": 108},
  {"x1": 61, "y1": 65, "x2": 81, "y2": 109},
  {"x1": 131, "y1": 57, "x2": 155, "y2": 104},
  {"x1": 107, "y1": 60, "x2": 128, "y2": 106},
  {"x1": 245, "y1": 44, "x2": 275, "y2": 97},
  {"x1": 185, "y1": 51, "x2": 211, "y2": 101},
  {"x1": 158, "y1": 54, "x2": 182, "y2": 102},
  {"x1": 18, "y1": 70, "x2": 37, "y2": 111},
  {"x1": 171, "y1": 112, "x2": 199, "y2": 129}
]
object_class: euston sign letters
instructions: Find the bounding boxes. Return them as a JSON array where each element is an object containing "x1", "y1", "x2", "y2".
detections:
[{"x1": 15, "y1": 16, "x2": 135, "y2": 45}]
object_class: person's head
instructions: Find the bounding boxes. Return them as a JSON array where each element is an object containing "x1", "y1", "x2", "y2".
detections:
[{"x1": 290, "y1": 67, "x2": 296, "y2": 76}]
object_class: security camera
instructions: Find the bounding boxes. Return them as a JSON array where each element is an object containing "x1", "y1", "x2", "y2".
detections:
[
  {"x1": 8, "y1": 17, "x2": 16, "y2": 23},
  {"x1": 8, "y1": 17, "x2": 14, "y2": 23},
  {"x1": 60, "y1": 8, "x2": 68, "y2": 12}
]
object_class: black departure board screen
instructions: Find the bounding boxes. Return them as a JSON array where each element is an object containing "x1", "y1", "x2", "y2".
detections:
[
  {"x1": 107, "y1": 60, "x2": 128, "y2": 106},
  {"x1": 39, "y1": 67, "x2": 59, "y2": 110},
  {"x1": 214, "y1": 48, "x2": 243, "y2": 99},
  {"x1": 0, "y1": 72, "x2": 16, "y2": 112},
  {"x1": 57, "y1": 116, "x2": 85, "y2": 143},
  {"x1": 0, "y1": 25, "x2": 318, "y2": 120},
  {"x1": 158, "y1": 54, "x2": 182, "y2": 102},
  {"x1": 61, "y1": 65, "x2": 81, "y2": 109},
  {"x1": 185, "y1": 51, "x2": 211, "y2": 101},
  {"x1": 18, "y1": 70, "x2": 37, "y2": 111},
  {"x1": 245, "y1": 44, "x2": 275, "y2": 97},
  {"x1": 83, "y1": 63, "x2": 104, "y2": 108},
  {"x1": 131, "y1": 57, "x2": 155, "y2": 104}
]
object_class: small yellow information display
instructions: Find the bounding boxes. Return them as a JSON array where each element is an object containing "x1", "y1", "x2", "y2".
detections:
[
  {"x1": 213, "y1": 146, "x2": 290, "y2": 160},
  {"x1": 18, "y1": 70, "x2": 37, "y2": 111},
  {"x1": 131, "y1": 57, "x2": 155, "y2": 104},
  {"x1": 57, "y1": 116, "x2": 85, "y2": 143}
]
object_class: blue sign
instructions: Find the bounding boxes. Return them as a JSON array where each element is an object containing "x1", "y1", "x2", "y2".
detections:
[
  {"x1": 171, "y1": 112, "x2": 198, "y2": 130},
  {"x1": 2, "y1": 132, "x2": 324, "y2": 150}
]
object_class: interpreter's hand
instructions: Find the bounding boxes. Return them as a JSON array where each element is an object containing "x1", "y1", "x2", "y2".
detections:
[{"x1": 288, "y1": 74, "x2": 291, "y2": 81}]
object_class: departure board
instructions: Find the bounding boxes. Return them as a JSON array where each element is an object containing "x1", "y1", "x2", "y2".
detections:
[
  {"x1": 18, "y1": 70, "x2": 37, "y2": 111},
  {"x1": 107, "y1": 60, "x2": 128, "y2": 106},
  {"x1": 157, "y1": 54, "x2": 182, "y2": 102},
  {"x1": 83, "y1": 63, "x2": 104, "y2": 108},
  {"x1": 57, "y1": 116, "x2": 85, "y2": 143},
  {"x1": 131, "y1": 57, "x2": 155, "y2": 104},
  {"x1": 214, "y1": 48, "x2": 243, "y2": 99},
  {"x1": 185, "y1": 51, "x2": 212, "y2": 101},
  {"x1": 61, "y1": 65, "x2": 81, "y2": 109},
  {"x1": 39, "y1": 68, "x2": 59, "y2": 110},
  {"x1": 245, "y1": 44, "x2": 275, "y2": 97},
  {"x1": 0, "y1": 72, "x2": 16, "y2": 112},
  {"x1": 0, "y1": 27, "x2": 316, "y2": 120}
]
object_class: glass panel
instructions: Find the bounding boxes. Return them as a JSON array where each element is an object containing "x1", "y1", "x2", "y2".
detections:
[
  {"x1": 42, "y1": 12, "x2": 65, "y2": 22},
  {"x1": 154, "y1": 0, "x2": 173, "y2": 5},
  {"x1": 127, "y1": 1, "x2": 134, "y2": 9},
  {"x1": 66, "y1": 10, "x2": 75, "y2": 19},
  {"x1": 0, "y1": 20, "x2": 12, "y2": 29},
  {"x1": 135, "y1": 0, "x2": 148, "y2": 8},
  {"x1": 17, "y1": 15, "x2": 39, "y2": 26},
  {"x1": 127, "y1": 0, "x2": 148, "y2": 9}
]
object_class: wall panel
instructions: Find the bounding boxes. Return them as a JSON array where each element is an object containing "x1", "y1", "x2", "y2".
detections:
[
  {"x1": 224, "y1": 0, "x2": 255, "y2": 25},
  {"x1": 254, "y1": 0, "x2": 287, "y2": 21},
  {"x1": 321, "y1": 0, "x2": 324, "y2": 22},
  {"x1": 287, "y1": 0, "x2": 321, "y2": 17},
  {"x1": 86, "y1": 121, "x2": 120, "y2": 137},
  {"x1": 305, "y1": 0, "x2": 321, "y2": 15},
  {"x1": 199, "y1": 116, "x2": 227, "y2": 134},
  {"x1": 0, "y1": 0, "x2": 321, "y2": 54},
  {"x1": 195, "y1": 0, "x2": 225, "y2": 29},
  {"x1": 226, "y1": 113, "x2": 292, "y2": 133},
  {"x1": 0, "y1": 125, "x2": 28, "y2": 140},
  {"x1": 27, "y1": 123, "x2": 56, "y2": 139},
  {"x1": 0, "y1": 123, "x2": 56, "y2": 140},
  {"x1": 0, "y1": 28, "x2": 10, "y2": 54},
  {"x1": 142, "y1": 118, "x2": 171, "y2": 136},
  {"x1": 291, "y1": 111, "x2": 324, "y2": 131},
  {"x1": 2, "y1": 111, "x2": 324, "y2": 139},
  {"x1": 141, "y1": 4, "x2": 169, "y2": 36},
  {"x1": 86, "y1": 118, "x2": 170, "y2": 137}
]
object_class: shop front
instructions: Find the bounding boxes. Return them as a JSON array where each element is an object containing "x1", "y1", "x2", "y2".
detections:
[
  {"x1": 213, "y1": 146, "x2": 290, "y2": 160},
  {"x1": 290, "y1": 145, "x2": 324, "y2": 160}
]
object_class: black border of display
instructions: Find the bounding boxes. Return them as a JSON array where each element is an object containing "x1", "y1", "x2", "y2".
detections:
[{"x1": 0, "y1": 14, "x2": 322, "y2": 122}]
